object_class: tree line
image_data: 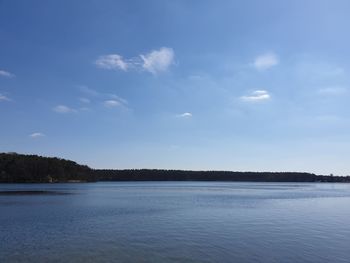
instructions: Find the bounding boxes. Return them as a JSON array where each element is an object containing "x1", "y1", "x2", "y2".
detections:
[
  {"x1": 0, "y1": 153, "x2": 94, "y2": 183},
  {"x1": 1, "y1": 153, "x2": 349, "y2": 183}
]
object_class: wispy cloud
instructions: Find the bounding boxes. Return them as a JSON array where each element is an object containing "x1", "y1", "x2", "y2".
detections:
[
  {"x1": 176, "y1": 112, "x2": 193, "y2": 118},
  {"x1": 78, "y1": 86, "x2": 129, "y2": 110},
  {"x1": 95, "y1": 54, "x2": 129, "y2": 71},
  {"x1": 0, "y1": 70, "x2": 15, "y2": 78},
  {"x1": 240, "y1": 90, "x2": 271, "y2": 102},
  {"x1": 253, "y1": 53, "x2": 279, "y2": 71},
  {"x1": 109, "y1": 94, "x2": 128, "y2": 104},
  {"x1": 103, "y1": 100, "x2": 122, "y2": 108},
  {"x1": 0, "y1": 94, "x2": 11, "y2": 101},
  {"x1": 140, "y1": 47, "x2": 174, "y2": 74},
  {"x1": 95, "y1": 47, "x2": 174, "y2": 75},
  {"x1": 104, "y1": 95, "x2": 128, "y2": 108},
  {"x1": 79, "y1": 85, "x2": 100, "y2": 97},
  {"x1": 29, "y1": 132, "x2": 45, "y2": 138},
  {"x1": 53, "y1": 105, "x2": 76, "y2": 113}
]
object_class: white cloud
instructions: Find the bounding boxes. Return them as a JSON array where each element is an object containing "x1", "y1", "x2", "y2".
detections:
[
  {"x1": 177, "y1": 112, "x2": 192, "y2": 118},
  {"x1": 78, "y1": 86, "x2": 129, "y2": 110},
  {"x1": 104, "y1": 100, "x2": 122, "y2": 108},
  {"x1": 53, "y1": 105, "x2": 76, "y2": 113},
  {"x1": 140, "y1": 47, "x2": 174, "y2": 74},
  {"x1": 0, "y1": 94, "x2": 11, "y2": 101},
  {"x1": 240, "y1": 90, "x2": 271, "y2": 102},
  {"x1": 79, "y1": 85, "x2": 100, "y2": 97},
  {"x1": 95, "y1": 54, "x2": 129, "y2": 71},
  {"x1": 109, "y1": 94, "x2": 128, "y2": 105},
  {"x1": 29, "y1": 132, "x2": 45, "y2": 138},
  {"x1": 95, "y1": 47, "x2": 174, "y2": 75},
  {"x1": 253, "y1": 53, "x2": 279, "y2": 70},
  {"x1": 0, "y1": 70, "x2": 15, "y2": 78},
  {"x1": 103, "y1": 94, "x2": 128, "y2": 108}
]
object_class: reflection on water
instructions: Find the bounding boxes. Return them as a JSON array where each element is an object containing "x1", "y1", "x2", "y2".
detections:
[{"x1": 1, "y1": 182, "x2": 350, "y2": 262}]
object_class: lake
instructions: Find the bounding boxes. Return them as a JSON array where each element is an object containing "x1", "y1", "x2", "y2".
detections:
[{"x1": 1, "y1": 182, "x2": 350, "y2": 262}]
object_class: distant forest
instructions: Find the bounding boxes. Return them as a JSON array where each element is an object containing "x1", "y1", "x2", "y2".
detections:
[{"x1": 0, "y1": 153, "x2": 349, "y2": 183}]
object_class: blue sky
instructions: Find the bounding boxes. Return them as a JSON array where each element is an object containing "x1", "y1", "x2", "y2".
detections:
[{"x1": 1, "y1": 0, "x2": 350, "y2": 175}]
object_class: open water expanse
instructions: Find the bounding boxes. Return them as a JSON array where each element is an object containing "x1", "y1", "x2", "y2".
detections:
[{"x1": 1, "y1": 182, "x2": 350, "y2": 263}]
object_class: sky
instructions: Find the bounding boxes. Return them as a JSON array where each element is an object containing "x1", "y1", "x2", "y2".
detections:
[{"x1": 1, "y1": 0, "x2": 350, "y2": 175}]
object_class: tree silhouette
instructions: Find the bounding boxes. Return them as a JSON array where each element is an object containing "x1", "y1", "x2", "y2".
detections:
[{"x1": 0, "y1": 153, "x2": 349, "y2": 183}]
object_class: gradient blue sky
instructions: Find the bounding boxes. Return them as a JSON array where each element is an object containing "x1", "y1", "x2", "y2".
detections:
[{"x1": 1, "y1": 0, "x2": 349, "y2": 175}]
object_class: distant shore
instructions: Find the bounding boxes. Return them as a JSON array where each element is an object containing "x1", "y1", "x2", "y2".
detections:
[{"x1": 1, "y1": 153, "x2": 349, "y2": 183}]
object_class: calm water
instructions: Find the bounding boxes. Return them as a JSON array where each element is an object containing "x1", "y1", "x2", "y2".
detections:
[{"x1": 1, "y1": 182, "x2": 350, "y2": 263}]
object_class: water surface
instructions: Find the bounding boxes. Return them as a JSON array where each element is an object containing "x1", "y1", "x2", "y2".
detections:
[{"x1": 1, "y1": 182, "x2": 350, "y2": 262}]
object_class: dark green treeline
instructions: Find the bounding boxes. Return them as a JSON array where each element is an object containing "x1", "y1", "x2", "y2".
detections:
[{"x1": 1, "y1": 153, "x2": 349, "y2": 183}]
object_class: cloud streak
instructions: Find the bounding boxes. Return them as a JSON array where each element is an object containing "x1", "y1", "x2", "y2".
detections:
[
  {"x1": 0, "y1": 94, "x2": 11, "y2": 101},
  {"x1": 78, "y1": 86, "x2": 129, "y2": 110},
  {"x1": 104, "y1": 95, "x2": 128, "y2": 109},
  {"x1": 104, "y1": 100, "x2": 122, "y2": 108},
  {"x1": 0, "y1": 70, "x2": 15, "y2": 78},
  {"x1": 95, "y1": 54, "x2": 129, "y2": 71},
  {"x1": 177, "y1": 112, "x2": 192, "y2": 118},
  {"x1": 53, "y1": 105, "x2": 76, "y2": 113},
  {"x1": 29, "y1": 132, "x2": 45, "y2": 138},
  {"x1": 140, "y1": 47, "x2": 174, "y2": 74},
  {"x1": 95, "y1": 47, "x2": 174, "y2": 75},
  {"x1": 240, "y1": 90, "x2": 271, "y2": 102},
  {"x1": 253, "y1": 53, "x2": 279, "y2": 70}
]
